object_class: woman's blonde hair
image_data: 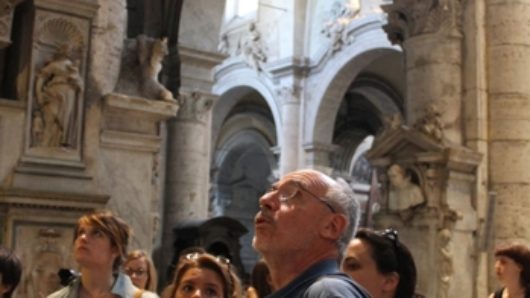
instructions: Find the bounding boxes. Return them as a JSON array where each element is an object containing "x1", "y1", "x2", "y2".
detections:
[{"x1": 124, "y1": 250, "x2": 158, "y2": 292}]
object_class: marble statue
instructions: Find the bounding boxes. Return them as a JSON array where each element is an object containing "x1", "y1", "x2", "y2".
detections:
[
  {"x1": 137, "y1": 34, "x2": 174, "y2": 101},
  {"x1": 387, "y1": 164, "x2": 425, "y2": 213},
  {"x1": 242, "y1": 22, "x2": 267, "y2": 72},
  {"x1": 34, "y1": 44, "x2": 83, "y2": 148}
]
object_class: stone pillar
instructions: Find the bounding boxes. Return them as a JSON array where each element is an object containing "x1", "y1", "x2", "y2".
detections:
[
  {"x1": 161, "y1": 89, "x2": 214, "y2": 280},
  {"x1": 486, "y1": 0, "x2": 530, "y2": 244},
  {"x1": 383, "y1": 0, "x2": 463, "y2": 144},
  {"x1": 277, "y1": 86, "x2": 300, "y2": 176}
]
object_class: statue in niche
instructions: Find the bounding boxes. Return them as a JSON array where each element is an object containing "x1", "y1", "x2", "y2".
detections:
[
  {"x1": 387, "y1": 164, "x2": 424, "y2": 219},
  {"x1": 137, "y1": 34, "x2": 174, "y2": 101},
  {"x1": 414, "y1": 103, "x2": 444, "y2": 142},
  {"x1": 438, "y1": 228, "x2": 453, "y2": 298},
  {"x1": 34, "y1": 44, "x2": 83, "y2": 148},
  {"x1": 242, "y1": 22, "x2": 267, "y2": 72}
]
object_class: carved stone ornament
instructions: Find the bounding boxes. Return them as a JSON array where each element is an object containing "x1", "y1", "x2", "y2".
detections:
[
  {"x1": 0, "y1": 0, "x2": 25, "y2": 16},
  {"x1": 413, "y1": 103, "x2": 444, "y2": 143},
  {"x1": 438, "y1": 228, "x2": 453, "y2": 298},
  {"x1": 240, "y1": 22, "x2": 267, "y2": 72},
  {"x1": 276, "y1": 85, "x2": 301, "y2": 105},
  {"x1": 382, "y1": 0, "x2": 461, "y2": 44},
  {"x1": 137, "y1": 34, "x2": 175, "y2": 101},
  {"x1": 321, "y1": 0, "x2": 361, "y2": 54},
  {"x1": 177, "y1": 91, "x2": 214, "y2": 121},
  {"x1": 33, "y1": 44, "x2": 84, "y2": 148}
]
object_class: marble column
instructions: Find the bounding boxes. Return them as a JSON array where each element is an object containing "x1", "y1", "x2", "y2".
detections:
[
  {"x1": 278, "y1": 86, "x2": 300, "y2": 176},
  {"x1": 160, "y1": 89, "x2": 214, "y2": 280},
  {"x1": 383, "y1": 0, "x2": 463, "y2": 144},
  {"x1": 487, "y1": 0, "x2": 530, "y2": 244}
]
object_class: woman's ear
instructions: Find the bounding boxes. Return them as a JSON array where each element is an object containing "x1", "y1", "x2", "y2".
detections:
[{"x1": 382, "y1": 272, "x2": 400, "y2": 293}]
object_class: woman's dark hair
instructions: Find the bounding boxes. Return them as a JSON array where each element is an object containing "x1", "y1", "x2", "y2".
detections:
[
  {"x1": 355, "y1": 228, "x2": 417, "y2": 298},
  {"x1": 251, "y1": 259, "x2": 272, "y2": 297},
  {"x1": 0, "y1": 246, "x2": 22, "y2": 298},
  {"x1": 495, "y1": 244, "x2": 530, "y2": 297}
]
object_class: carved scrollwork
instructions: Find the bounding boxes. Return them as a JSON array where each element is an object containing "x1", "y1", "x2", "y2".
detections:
[{"x1": 413, "y1": 103, "x2": 444, "y2": 143}]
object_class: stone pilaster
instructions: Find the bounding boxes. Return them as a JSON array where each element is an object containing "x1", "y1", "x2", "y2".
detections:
[
  {"x1": 486, "y1": 0, "x2": 530, "y2": 245},
  {"x1": 161, "y1": 89, "x2": 215, "y2": 280},
  {"x1": 383, "y1": 0, "x2": 463, "y2": 144},
  {"x1": 277, "y1": 86, "x2": 301, "y2": 176}
]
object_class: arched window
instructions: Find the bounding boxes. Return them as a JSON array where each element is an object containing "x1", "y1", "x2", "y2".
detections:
[{"x1": 224, "y1": 0, "x2": 258, "y2": 22}]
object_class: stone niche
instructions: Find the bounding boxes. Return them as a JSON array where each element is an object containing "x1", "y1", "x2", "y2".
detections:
[{"x1": 366, "y1": 122, "x2": 481, "y2": 298}]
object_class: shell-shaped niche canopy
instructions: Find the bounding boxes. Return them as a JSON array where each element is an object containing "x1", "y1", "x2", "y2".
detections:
[{"x1": 36, "y1": 17, "x2": 85, "y2": 58}]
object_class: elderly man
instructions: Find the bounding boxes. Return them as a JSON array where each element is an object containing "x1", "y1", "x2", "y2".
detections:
[{"x1": 253, "y1": 169, "x2": 370, "y2": 297}]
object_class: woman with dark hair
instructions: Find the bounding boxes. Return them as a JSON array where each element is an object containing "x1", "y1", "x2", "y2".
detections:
[
  {"x1": 341, "y1": 228, "x2": 421, "y2": 298},
  {"x1": 246, "y1": 259, "x2": 272, "y2": 298},
  {"x1": 489, "y1": 243, "x2": 530, "y2": 298},
  {"x1": 167, "y1": 252, "x2": 241, "y2": 298},
  {"x1": 47, "y1": 210, "x2": 158, "y2": 298},
  {"x1": 0, "y1": 246, "x2": 22, "y2": 298}
]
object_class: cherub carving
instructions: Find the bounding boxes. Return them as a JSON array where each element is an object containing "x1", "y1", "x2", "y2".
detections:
[
  {"x1": 137, "y1": 34, "x2": 174, "y2": 101},
  {"x1": 414, "y1": 103, "x2": 444, "y2": 142}
]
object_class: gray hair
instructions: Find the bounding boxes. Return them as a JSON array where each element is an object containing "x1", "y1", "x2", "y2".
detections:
[{"x1": 325, "y1": 177, "x2": 360, "y2": 255}]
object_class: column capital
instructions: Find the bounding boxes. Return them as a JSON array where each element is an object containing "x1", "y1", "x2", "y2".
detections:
[
  {"x1": 382, "y1": 0, "x2": 461, "y2": 45},
  {"x1": 177, "y1": 89, "x2": 217, "y2": 121}
]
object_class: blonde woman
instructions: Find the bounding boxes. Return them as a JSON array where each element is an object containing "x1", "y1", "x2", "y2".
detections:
[{"x1": 124, "y1": 250, "x2": 158, "y2": 292}]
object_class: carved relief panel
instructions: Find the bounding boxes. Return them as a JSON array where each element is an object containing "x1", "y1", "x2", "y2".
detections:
[{"x1": 13, "y1": 223, "x2": 76, "y2": 298}]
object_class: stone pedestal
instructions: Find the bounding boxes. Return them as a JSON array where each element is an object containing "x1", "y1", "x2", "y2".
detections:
[
  {"x1": 367, "y1": 124, "x2": 481, "y2": 298},
  {"x1": 100, "y1": 93, "x2": 178, "y2": 251}
]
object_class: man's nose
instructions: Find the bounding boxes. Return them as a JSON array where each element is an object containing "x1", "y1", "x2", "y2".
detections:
[{"x1": 259, "y1": 191, "x2": 280, "y2": 211}]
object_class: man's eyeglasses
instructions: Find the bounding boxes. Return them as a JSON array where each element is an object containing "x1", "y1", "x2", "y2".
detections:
[
  {"x1": 269, "y1": 180, "x2": 336, "y2": 213},
  {"x1": 124, "y1": 267, "x2": 147, "y2": 277}
]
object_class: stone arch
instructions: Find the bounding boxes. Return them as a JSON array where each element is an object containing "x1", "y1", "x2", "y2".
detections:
[
  {"x1": 212, "y1": 72, "x2": 281, "y2": 150},
  {"x1": 304, "y1": 25, "x2": 403, "y2": 146}
]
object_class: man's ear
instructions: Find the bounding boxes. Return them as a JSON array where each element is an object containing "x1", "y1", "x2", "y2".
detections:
[{"x1": 320, "y1": 213, "x2": 347, "y2": 240}]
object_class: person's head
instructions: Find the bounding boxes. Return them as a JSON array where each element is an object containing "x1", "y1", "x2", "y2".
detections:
[
  {"x1": 74, "y1": 210, "x2": 131, "y2": 272},
  {"x1": 341, "y1": 228, "x2": 417, "y2": 298},
  {"x1": 387, "y1": 164, "x2": 409, "y2": 188},
  {"x1": 171, "y1": 252, "x2": 237, "y2": 298},
  {"x1": 124, "y1": 250, "x2": 158, "y2": 291},
  {"x1": 253, "y1": 169, "x2": 360, "y2": 261},
  {"x1": 494, "y1": 243, "x2": 530, "y2": 293},
  {"x1": 250, "y1": 259, "x2": 272, "y2": 297},
  {"x1": 0, "y1": 246, "x2": 22, "y2": 298}
]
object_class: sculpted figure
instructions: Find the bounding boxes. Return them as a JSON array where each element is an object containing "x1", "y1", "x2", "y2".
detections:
[
  {"x1": 387, "y1": 164, "x2": 424, "y2": 213},
  {"x1": 242, "y1": 22, "x2": 267, "y2": 72},
  {"x1": 137, "y1": 34, "x2": 174, "y2": 101},
  {"x1": 34, "y1": 44, "x2": 83, "y2": 148}
]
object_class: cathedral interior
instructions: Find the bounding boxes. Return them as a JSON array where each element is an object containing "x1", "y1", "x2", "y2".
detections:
[{"x1": 0, "y1": 0, "x2": 528, "y2": 297}]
